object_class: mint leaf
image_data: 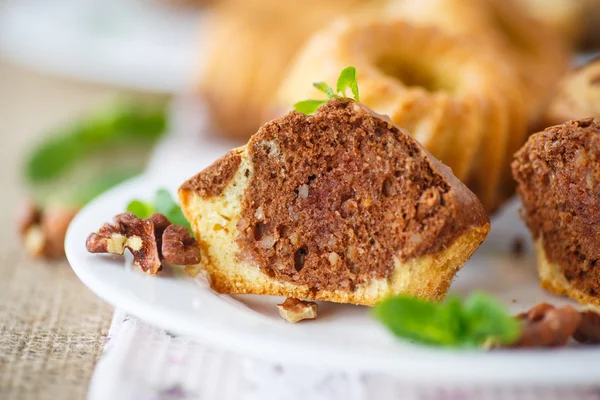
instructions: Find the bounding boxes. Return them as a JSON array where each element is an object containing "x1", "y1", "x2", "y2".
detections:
[
  {"x1": 373, "y1": 295, "x2": 462, "y2": 346},
  {"x1": 126, "y1": 200, "x2": 154, "y2": 218},
  {"x1": 373, "y1": 293, "x2": 521, "y2": 348},
  {"x1": 126, "y1": 189, "x2": 193, "y2": 235},
  {"x1": 462, "y1": 292, "x2": 521, "y2": 346},
  {"x1": 313, "y1": 82, "x2": 335, "y2": 99},
  {"x1": 154, "y1": 189, "x2": 192, "y2": 233},
  {"x1": 294, "y1": 100, "x2": 327, "y2": 115},
  {"x1": 154, "y1": 188, "x2": 175, "y2": 215},
  {"x1": 74, "y1": 169, "x2": 139, "y2": 206},
  {"x1": 294, "y1": 67, "x2": 361, "y2": 113},
  {"x1": 336, "y1": 66, "x2": 359, "y2": 102},
  {"x1": 25, "y1": 97, "x2": 167, "y2": 183},
  {"x1": 165, "y1": 206, "x2": 192, "y2": 234}
]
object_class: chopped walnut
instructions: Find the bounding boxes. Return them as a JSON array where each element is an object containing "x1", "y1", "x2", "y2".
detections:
[
  {"x1": 18, "y1": 200, "x2": 40, "y2": 236},
  {"x1": 573, "y1": 310, "x2": 600, "y2": 344},
  {"x1": 148, "y1": 213, "x2": 171, "y2": 258},
  {"x1": 277, "y1": 298, "x2": 318, "y2": 323},
  {"x1": 18, "y1": 200, "x2": 78, "y2": 259},
  {"x1": 162, "y1": 224, "x2": 201, "y2": 265},
  {"x1": 87, "y1": 212, "x2": 203, "y2": 274},
  {"x1": 86, "y1": 212, "x2": 163, "y2": 274},
  {"x1": 514, "y1": 303, "x2": 581, "y2": 348}
]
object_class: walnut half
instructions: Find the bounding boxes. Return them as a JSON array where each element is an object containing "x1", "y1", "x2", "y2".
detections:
[
  {"x1": 18, "y1": 200, "x2": 78, "y2": 259},
  {"x1": 161, "y1": 224, "x2": 201, "y2": 265},
  {"x1": 86, "y1": 212, "x2": 201, "y2": 275},
  {"x1": 514, "y1": 303, "x2": 581, "y2": 348},
  {"x1": 277, "y1": 298, "x2": 318, "y2": 323},
  {"x1": 86, "y1": 212, "x2": 164, "y2": 274}
]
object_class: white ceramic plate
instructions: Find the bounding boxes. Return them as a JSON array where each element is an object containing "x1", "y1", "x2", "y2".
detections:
[{"x1": 66, "y1": 176, "x2": 600, "y2": 386}]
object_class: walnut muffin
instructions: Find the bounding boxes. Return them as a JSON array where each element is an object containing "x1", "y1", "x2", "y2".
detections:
[
  {"x1": 179, "y1": 99, "x2": 489, "y2": 306},
  {"x1": 513, "y1": 118, "x2": 600, "y2": 307}
]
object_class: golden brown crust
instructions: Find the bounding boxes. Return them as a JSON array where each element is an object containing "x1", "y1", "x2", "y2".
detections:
[
  {"x1": 180, "y1": 149, "x2": 242, "y2": 197},
  {"x1": 384, "y1": 0, "x2": 570, "y2": 123},
  {"x1": 205, "y1": 226, "x2": 488, "y2": 306},
  {"x1": 518, "y1": 0, "x2": 585, "y2": 45},
  {"x1": 536, "y1": 240, "x2": 600, "y2": 308}
]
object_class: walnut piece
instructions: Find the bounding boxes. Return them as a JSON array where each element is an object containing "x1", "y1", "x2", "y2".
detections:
[
  {"x1": 87, "y1": 212, "x2": 202, "y2": 274},
  {"x1": 86, "y1": 212, "x2": 163, "y2": 274},
  {"x1": 148, "y1": 213, "x2": 171, "y2": 258},
  {"x1": 277, "y1": 298, "x2": 318, "y2": 323},
  {"x1": 162, "y1": 224, "x2": 201, "y2": 265},
  {"x1": 18, "y1": 200, "x2": 78, "y2": 259},
  {"x1": 18, "y1": 200, "x2": 40, "y2": 236},
  {"x1": 573, "y1": 310, "x2": 600, "y2": 344},
  {"x1": 514, "y1": 303, "x2": 581, "y2": 348}
]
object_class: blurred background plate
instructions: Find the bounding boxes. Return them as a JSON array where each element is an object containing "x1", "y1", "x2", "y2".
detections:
[{"x1": 0, "y1": 0, "x2": 205, "y2": 92}]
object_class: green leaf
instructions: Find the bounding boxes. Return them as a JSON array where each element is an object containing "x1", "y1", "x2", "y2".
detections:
[
  {"x1": 166, "y1": 206, "x2": 192, "y2": 234},
  {"x1": 373, "y1": 295, "x2": 462, "y2": 347},
  {"x1": 373, "y1": 293, "x2": 521, "y2": 348},
  {"x1": 294, "y1": 100, "x2": 327, "y2": 115},
  {"x1": 25, "y1": 97, "x2": 167, "y2": 183},
  {"x1": 126, "y1": 200, "x2": 154, "y2": 219},
  {"x1": 312, "y1": 82, "x2": 335, "y2": 99},
  {"x1": 126, "y1": 189, "x2": 192, "y2": 234},
  {"x1": 74, "y1": 169, "x2": 139, "y2": 205},
  {"x1": 462, "y1": 292, "x2": 521, "y2": 346},
  {"x1": 336, "y1": 66, "x2": 359, "y2": 102},
  {"x1": 153, "y1": 189, "x2": 193, "y2": 234},
  {"x1": 154, "y1": 188, "x2": 175, "y2": 215}
]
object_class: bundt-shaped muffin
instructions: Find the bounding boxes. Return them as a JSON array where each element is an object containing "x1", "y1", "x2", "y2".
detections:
[
  {"x1": 179, "y1": 99, "x2": 490, "y2": 306},
  {"x1": 544, "y1": 57, "x2": 600, "y2": 127},
  {"x1": 195, "y1": 0, "x2": 376, "y2": 139},
  {"x1": 384, "y1": 0, "x2": 570, "y2": 124},
  {"x1": 512, "y1": 118, "x2": 600, "y2": 307},
  {"x1": 276, "y1": 19, "x2": 527, "y2": 212}
]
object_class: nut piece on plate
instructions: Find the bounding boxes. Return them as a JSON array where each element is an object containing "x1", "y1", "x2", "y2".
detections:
[
  {"x1": 86, "y1": 212, "x2": 163, "y2": 275},
  {"x1": 514, "y1": 303, "x2": 581, "y2": 347},
  {"x1": 277, "y1": 298, "x2": 318, "y2": 323},
  {"x1": 573, "y1": 310, "x2": 600, "y2": 344},
  {"x1": 147, "y1": 213, "x2": 171, "y2": 259},
  {"x1": 161, "y1": 224, "x2": 201, "y2": 265},
  {"x1": 18, "y1": 200, "x2": 78, "y2": 259}
]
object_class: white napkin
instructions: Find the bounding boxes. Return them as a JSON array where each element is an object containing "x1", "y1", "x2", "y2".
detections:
[
  {"x1": 87, "y1": 98, "x2": 597, "y2": 400},
  {"x1": 88, "y1": 310, "x2": 597, "y2": 400}
]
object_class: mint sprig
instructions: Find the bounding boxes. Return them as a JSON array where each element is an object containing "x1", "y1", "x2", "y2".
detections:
[
  {"x1": 126, "y1": 189, "x2": 193, "y2": 235},
  {"x1": 293, "y1": 100, "x2": 328, "y2": 115},
  {"x1": 373, "y1": 293, "x2": 521, "y2": 348},
  {"x1": 336, "y1": 66, "x2": 359, "y2": 102},
  {"x1": 294, "y1": 66, "x2": 360, "y2": 115}
]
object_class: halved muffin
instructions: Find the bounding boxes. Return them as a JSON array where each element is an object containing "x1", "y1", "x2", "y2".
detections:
[
  {"x1": 513, "y1": 118, "x2": 600, "y2": 307},
  {"x1": 179, "y1": 99, "x2": 489, "y2": 305}
]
